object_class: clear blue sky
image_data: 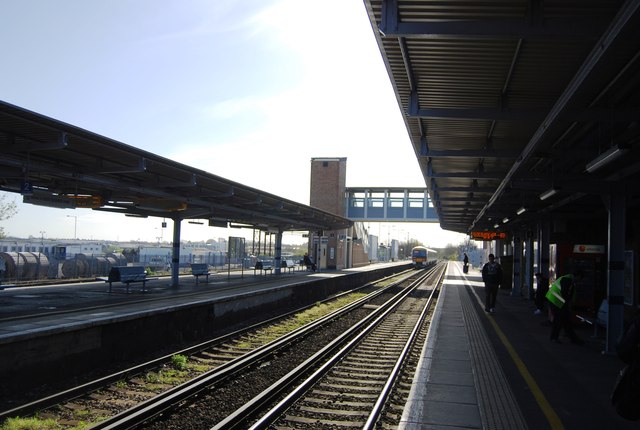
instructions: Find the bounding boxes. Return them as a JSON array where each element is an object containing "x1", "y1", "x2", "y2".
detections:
[{"x1": 0, "y1": 0, "x2": 467, "y2": 247}]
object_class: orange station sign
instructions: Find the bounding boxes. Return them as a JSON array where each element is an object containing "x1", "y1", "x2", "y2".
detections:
[{"x1": 470, "y1": 231, "x2": 508, "y2": 241}]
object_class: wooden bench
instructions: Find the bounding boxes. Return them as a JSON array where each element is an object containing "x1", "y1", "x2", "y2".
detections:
[
  {"x1": 98, "y1": 266, "x2": 156, "y2": 293},
  {"x1": 191, "y1": 263, "x2": 212, "y2": 285}
]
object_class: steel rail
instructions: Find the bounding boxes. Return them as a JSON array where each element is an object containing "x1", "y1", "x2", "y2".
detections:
[
  {"x1": 83, "y1": 269, "x2": 422, "y2": 429},
  {"x1": 362, "y1": 262, "x2": 447, "y2": 429},
  {"x1": 216, "y1": 265, "x2": 441, "y2": 429},
  {"x1": 0, "y1": 269, "x2": 414, "y2": 421}
]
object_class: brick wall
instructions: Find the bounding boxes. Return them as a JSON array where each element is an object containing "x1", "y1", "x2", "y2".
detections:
[
  {"x1": 351, "y1": 242, "x2": 371, "y2": 267},
  {"x1": 309, "y1": 158, "x2": 346, "y2": 216}
]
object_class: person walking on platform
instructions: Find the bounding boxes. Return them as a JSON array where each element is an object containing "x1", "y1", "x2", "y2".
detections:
[
  {"x1": 303, "y1": 253, "x2": 316, "y2": 272},
  {"x1": 546, "y1": 274, "x2": 583, "y2": 344},
  {"x1": 463, "y1": 252, "x2": 469, "y2": 274},
  {"x1": 481, "y1": 254, "x2": 502, "y2": 314},
  {"x1": 533, "y1": 272, "x2": 549, "y2": 316}
]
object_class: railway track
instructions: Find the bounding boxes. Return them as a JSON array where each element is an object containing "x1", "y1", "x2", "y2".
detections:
[
  {"x1": 0, "y1": 268, "x2": 428, "y2": 429},
  {"x1": 217, "y1": 262, "x2": 446, "y2": 429},
  {"x1": 88, "y1": 262, "x2": 444, "y2": 429}
]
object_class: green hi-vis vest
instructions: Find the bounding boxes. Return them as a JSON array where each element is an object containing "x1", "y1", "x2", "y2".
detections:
[{"x1": 545, "y1": 274, "x2": 573, "y2": 309}]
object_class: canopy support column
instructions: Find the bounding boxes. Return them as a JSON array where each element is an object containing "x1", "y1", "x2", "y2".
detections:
[
  {"x1": 605, "y1": 193, "x2": 625, "y2": 354},
  {"x1": 274, "y1": 230, "x2": 282, "y2": 275},
  {"x1": 171, "y1": 216, "x2": 181, "y2": 288}
]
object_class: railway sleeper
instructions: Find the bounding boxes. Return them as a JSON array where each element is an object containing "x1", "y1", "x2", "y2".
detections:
[
  {"x1": 281, "y1": 414, "x2": 364, "y2": 427},
  {"x1": 303, "y1": 397, "x2": 372, "y2": 408},
  {"x1": 337, "y1": 364, "x2": 390, "y2": 374},
  {"x1": 340, "y1": 358, "x2": 394, "y2": 368},
  {"x1": 309, "y1": 389, "x2": 378, "y2": 399}
]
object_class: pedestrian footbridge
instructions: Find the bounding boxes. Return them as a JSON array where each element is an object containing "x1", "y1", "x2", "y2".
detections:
[{"x1": 345, "y1": 187, "x2": 438, "y2": 222}]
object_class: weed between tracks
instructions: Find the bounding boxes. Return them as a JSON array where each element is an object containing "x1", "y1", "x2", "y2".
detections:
[
  {"x1": 239, "y1": 295, "x2": 367, "y2": 347},
  {"x1": 0, "y1": 291, "x2": 373, "y2": 430},
  {"x1": 1, "y1": 416, "x2": 65, "y2": 430}
]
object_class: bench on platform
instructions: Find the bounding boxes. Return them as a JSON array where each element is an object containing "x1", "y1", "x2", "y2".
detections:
[
  {"x1": 98, "y1": 266, "x2": 156, "y2": 293},
  {"x1": 191, "y1": 263, "x2": 212, "y2": 285},
  {"x1": 254, "y1": 260, "x2": 273, "y2": 275},
  {"x1": 281, "y1": 259, "x2": 298, "y2": 273},
  {"x1": 576, "y1": 299, "x2": 608, "y2": 337}
]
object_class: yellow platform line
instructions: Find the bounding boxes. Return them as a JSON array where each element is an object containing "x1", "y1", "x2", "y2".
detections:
[
  {"x1": 483, "y1": 296, "x2": 565, "y2": 430},
  {"x1": 459, "y1": 262, "x2": 564, "y2": 430}
]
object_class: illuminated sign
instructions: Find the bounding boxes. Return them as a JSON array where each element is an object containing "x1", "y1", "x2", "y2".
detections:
[
  {"x1": 470, "y1": 231, "x2": 508, "y2": 241},
  {"x1": 68, "y1": 195, "x2": 104, "y2": 208},
  {"x1": 573, "y1": 244, "x2": 605, "y2": 254}
]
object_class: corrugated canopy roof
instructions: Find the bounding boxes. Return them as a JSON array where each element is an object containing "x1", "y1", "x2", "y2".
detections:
[
  {"x1": 0, "y1": 101, "x2": 351, "y2": 232},
  {"x1": 364, "y1": 0, "x2": 640, "y2": 234}
]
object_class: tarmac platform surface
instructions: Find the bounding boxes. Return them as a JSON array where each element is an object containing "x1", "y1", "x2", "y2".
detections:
[
  {"x1": 0, "y1": 263, "x2": 405, "y2": 342},
  {"x1": 400, "y1": 261, "x2": 636, "y2": 430}
]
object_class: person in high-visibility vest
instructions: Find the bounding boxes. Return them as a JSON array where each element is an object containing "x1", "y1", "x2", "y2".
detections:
[{"x1": 546, "y1": 274, "x2": 584, "y2": 344}]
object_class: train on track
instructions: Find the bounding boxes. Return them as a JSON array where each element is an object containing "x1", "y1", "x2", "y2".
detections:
[{"x1": 411, "y1": 246, "x2": 429, "y2": 268}]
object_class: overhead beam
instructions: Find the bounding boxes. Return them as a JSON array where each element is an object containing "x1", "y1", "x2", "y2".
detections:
[
  {"x1": 198, "y1": 187, "x2": 235, "y2": 199},
  {"x1": 408, "y1": 101, "x2": 640, "y2": 122},
  {"x1": 426, "y1": 171, "x2": 504, "y2": 180},
  {"x1": 420, "y1": 149, "x2": 520, "y2": 158},
  {"x1": 96, "y1": 157, "x2": 147, "y2": 174},
  {"x1": 408, "y1": 98, "x2": 544, "y2": 121},
  {"x1": 381, "y1": 20, "x2": 609, "y2": 39},
  {"x1": 407, "y1": 89, "x2": 640, "y2": 123},
  {"x1": 1, "y1": 131, "x2": 68, "y2": 152},
  {"x1": 470, "y1": 0, "x2": 640, "y2": 231},
  {"x1": 380, "y1": 1, "x2": 608, "y2": 39},
  {"x1": 431, "y1": 186, "x2": 495, "y2": 193}
]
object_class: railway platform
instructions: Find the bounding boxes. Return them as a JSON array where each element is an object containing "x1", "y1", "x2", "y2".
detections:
[
  {"x1": 0, "y1": 261, "x2": 407, "y2": 335},
  {"x1": 400, "y1": 261, "x2": 635, "y2": 430},
  {"x1": 0, "y1": 261, "x2": 410, "y2": 407}
]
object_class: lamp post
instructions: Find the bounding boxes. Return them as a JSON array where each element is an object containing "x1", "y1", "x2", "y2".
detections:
[{"x1": 67, "y1": 215, "x2": 77, "y2": 239}]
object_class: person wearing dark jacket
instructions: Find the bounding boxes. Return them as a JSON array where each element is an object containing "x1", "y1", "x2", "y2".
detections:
[
  {"x1": 481, "y1": 254, "x2": 502, "y2": 313},
  {"x1": 546, "y1": 274, "x2": 583, "y2": 344},
  {"x1": 534, "y1": 272, "x2": 549, "y2": 315},
  {"x1": 303, "y1": 253, "x2": 316, "y2": 272}
]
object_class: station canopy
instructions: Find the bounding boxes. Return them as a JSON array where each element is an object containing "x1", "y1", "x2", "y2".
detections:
[
  {"x1": 0, "y1": 101, "x2": 351, "y2": 232},
  {"x1": 364, "y1": 0, "x2": 640, "y2": 234}
]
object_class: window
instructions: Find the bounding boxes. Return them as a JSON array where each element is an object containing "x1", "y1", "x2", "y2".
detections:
[
  {"x1": 369, "y1": 198, "x2": 384, "y2": 208},
  {"x1": 389, "y1": 198, "x2": 404, "y2": 208}
]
